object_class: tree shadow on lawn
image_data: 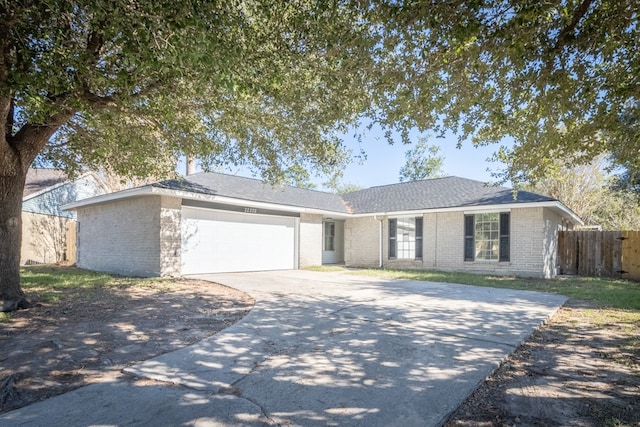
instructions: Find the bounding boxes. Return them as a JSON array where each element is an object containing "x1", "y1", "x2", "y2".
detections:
[{"x1": 0, "y1": 280, "x2": 253, "y2": 413}]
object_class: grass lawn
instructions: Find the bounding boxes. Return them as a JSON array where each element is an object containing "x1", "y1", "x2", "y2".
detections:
[
  {"x1": 353, "y1": 268, "x2": 640, "y2": 311},
  {"x1": 1, "y1": 265, "x2": 164, "y2": 321},
  {"x1": 309, "y1": 265, "x2": 640, "y2": 311}
]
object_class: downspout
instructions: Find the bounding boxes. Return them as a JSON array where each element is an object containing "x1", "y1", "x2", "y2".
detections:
[{"x1": 374, "y1": 215, "x2": 383, "y2": 268}]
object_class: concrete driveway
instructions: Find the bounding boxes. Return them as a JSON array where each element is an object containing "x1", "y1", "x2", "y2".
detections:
[{"x1": 1, "y1": 270, "x2": 566, "y2": 426}]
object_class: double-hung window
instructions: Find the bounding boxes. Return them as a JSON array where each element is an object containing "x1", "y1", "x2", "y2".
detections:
[
  {"x1": 389, "y1": 217, "x2": 423, "y2": 259},
  {"x1": 464, "y1": 212, "x2": 510, "y2": 262}
]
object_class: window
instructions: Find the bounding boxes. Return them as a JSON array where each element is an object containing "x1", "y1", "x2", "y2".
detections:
[
  {"x1": 464, "y1": 212, "x2": 510, "y2": 262},
  {"x1": 324, "y1": 222, "x2": 335, "y2": 251},
  {"x1": 389, "y1": 217, "x2": 423, "y2": 259}
]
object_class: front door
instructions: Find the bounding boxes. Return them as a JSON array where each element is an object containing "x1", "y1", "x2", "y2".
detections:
[{"x1": 322, "y1": 220, "x2": 344, "y2": 264}]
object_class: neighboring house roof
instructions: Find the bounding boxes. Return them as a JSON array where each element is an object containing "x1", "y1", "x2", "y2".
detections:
[
  {"x1": 23, "y1": 168, "x2": 109, "y2": 218},
  {"x1": 153, "y1": 173, "x2": 349, "y2": 213},
  {"x1": 23, "y1": 168, "x2": 68, "y2": 198},
  {"x1": 64, "y1": 172, "x2": 583, "y2": 224},
  {"x1": 342, "y1": 176, "x2": 556, "y2": 214}
]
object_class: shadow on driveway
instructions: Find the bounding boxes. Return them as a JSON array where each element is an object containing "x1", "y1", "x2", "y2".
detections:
[{"x1": 124, "y1": 271, "x2": 567, "y2": 426}]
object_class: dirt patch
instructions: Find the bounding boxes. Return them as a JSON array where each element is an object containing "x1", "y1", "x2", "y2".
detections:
[
  {"x1": 445, "y1": 301, "x2": 640, "y2": 427},
  {"x1": 0, "y1": 278, "x2": 253, "y2": 414}
]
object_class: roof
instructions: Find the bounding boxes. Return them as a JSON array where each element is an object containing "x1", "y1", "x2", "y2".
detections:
[
  {"x1": 153, "y1": 173, "x2": 349, "y2": 213},
  {"x1": 64, "y1": 172, "x2": 582, "y2": 224},
  {"x1": 151, "y1": 173, "x2": 348, "y2": 213},
  {"x1": 24, "y1": 168, "x2": 68, "y2": 198},
  {"x1": 341, "y1": 176, "x2": 556, "y2": 214}
]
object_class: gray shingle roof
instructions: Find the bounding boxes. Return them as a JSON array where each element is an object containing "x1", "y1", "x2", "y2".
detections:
[
  {"x1": 341, "y1": 176, "x2": 556, "y2": 214},
  {"x1": 153, "y1": 172, "x2": 349, "y2": 213},
  {"x1": 152, "y1": 173, "x2": 557, "y2": 215},
  {"x1": 24, "y1": 168, "x2": 67, "y2": 197}
]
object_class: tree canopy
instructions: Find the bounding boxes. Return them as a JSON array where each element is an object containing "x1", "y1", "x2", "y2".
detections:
[
  {"x1": 399, "y1": 137, "x2": 445, "y2": 182},
  {"x1": 4, "y1": 1, "x2": 638, "y2": 184},
  {"x1": 523, "y1": 155, "x2": 640, "y2": 230},
  {"x1": 2, "y1": 0, "x2": 639, "y2": 309},
  {"x1": 364, "y1": 0, "x2": 640, "y2": 185},
  {"x1": 3, "y1": 1, "x2": 381, "y2": 182}
]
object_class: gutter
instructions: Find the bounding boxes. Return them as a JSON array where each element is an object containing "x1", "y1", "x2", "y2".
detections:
[
  {"x1": 62, "y1": 185, "x2": 350, "y2": 217},
  {"x1": 352, "y1": 201, "x2": 583, "y2": 226}
]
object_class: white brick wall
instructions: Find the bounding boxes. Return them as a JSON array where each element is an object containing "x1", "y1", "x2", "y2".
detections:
[
  {"x1": 345, "y1": 208, "x2": 562, "y2": 277},
  {"x1": 159, "y1": 196, "x2": 182, "y2": 276},
  {"x1": 299, "y1": 213, "x2": 322, "y2": 267},
  {"x1": 427, "y1": 209, "x2": 548, "y2": 277},
  {"x1": 344, "y1": 216, "x2": 381, "y2": 267},
  {"x1": 76, "y1": 193, "x2": 565, "y2": 279},
  {"x1": 77, "y1": 196, "x2": 162, "y2": 277}
]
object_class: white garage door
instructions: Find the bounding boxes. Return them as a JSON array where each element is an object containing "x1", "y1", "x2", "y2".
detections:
[{"x1": 181, "y1": 207, "x2": 297, "y2": 274}]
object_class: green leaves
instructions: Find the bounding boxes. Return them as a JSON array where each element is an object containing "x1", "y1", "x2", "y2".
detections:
[
  {"x1": 398, "y1": 137, "x2": 445, "y2": 182},
  {"x1": 365, "y1": 0, "x2": 640, "y2": 185},
  {"x1": 2, "y1": 0, "x2": 638, "y2": 187}
]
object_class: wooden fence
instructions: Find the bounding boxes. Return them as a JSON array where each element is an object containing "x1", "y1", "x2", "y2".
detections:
[
  {"x1": 65, "y1": 220, "x2": 77, "y2": 265},
  {"x1": 558, "y1": 230, "x2": 640, "y2": 281}
]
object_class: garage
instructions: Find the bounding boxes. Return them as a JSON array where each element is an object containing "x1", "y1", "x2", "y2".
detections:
[{"x1": 181, "y1": 206, "x2": 298, "y2": 274}]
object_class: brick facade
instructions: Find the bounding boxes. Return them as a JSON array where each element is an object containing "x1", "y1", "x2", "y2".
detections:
[
  {"x1": 344, "y1": 216, "x2": 381, "y2": 268},
  {"x1": 75, "y1": 196, "x2": 569, "y2": 278},
  {"x1": 159, "y1": 196, "x2": 182, "y2": 276},
  {"x1": 299, "y1": 213, "x2": 323, "y2": 267},
  {"x1": 77, "y1": 196, "x2": 164, "y2": 277},
  {"x1": 345, "y1": 207, "x2": 564, "y2": 278}
]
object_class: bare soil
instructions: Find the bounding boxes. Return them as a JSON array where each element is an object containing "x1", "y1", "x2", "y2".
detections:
[
  {"x1": 445, "y1": 300, "x2": 640, "y2": 427},
  {"x1": 1, "y1": 279, "x2": 638, "y2": 426},
  {"x1": 0, "y1": 278, "x2": 253, "y2": 414}
]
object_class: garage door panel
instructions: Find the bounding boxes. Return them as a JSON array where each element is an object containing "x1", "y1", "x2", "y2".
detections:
[{"x1": 181, "y1": 207, "x2": 296, "y2": 274}]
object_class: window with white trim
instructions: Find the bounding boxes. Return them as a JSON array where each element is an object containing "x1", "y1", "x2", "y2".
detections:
[
  {"x1": 464, "y1": 212, "x2": 510, "y2": 262},
  {"x1": 389, "y1": 217, "x2": 423, "y2": 259}
]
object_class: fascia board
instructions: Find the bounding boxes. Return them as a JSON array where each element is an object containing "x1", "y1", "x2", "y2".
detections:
[
  {"x1": 350, "y1": 201, "x2": 584, "y2": 225},
  {"x1": 63, "y1": 186, "x2": 351, "y2": 217},
  {"x1": 180, "y1": 192, "x2": 351, "y2": 217},
  {"x1": 62, "y1": 186, "x2": 156, "y2": 210}
]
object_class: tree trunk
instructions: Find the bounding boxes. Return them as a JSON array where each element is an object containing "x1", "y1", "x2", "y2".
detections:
[
  {"x1": 0, "y1": 168, "x2": 30, "y2": 311},
  {"x1": 0, "y1": 102, "x2": 71, "y2": 311}
]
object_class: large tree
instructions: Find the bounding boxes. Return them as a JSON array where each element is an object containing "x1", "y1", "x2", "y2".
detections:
[
  {"x1": 0, "y1": 1, "x2": 378, "y2": 310},
  {"x1": 523, "y1": 155, "x2": 640, "y2": 230},
  {"x1": 3, "y1": 1, "x2": 639, "y2": 310},
  {"x1": 365, "y1": 0, "x2": 640, "y2": 186}
]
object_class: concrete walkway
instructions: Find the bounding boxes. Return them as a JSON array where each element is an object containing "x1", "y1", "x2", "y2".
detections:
[{"x1": 1, "y1": 270, "x2": 567, "y2": 426}]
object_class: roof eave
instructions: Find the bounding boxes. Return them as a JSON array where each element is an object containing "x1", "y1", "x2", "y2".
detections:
[
  {"x1": 63, "y1": 186, "x2": 351, "y2": 217},
  {"x1": 350, "y1": 201, "x2": 584, "y2": 225}
]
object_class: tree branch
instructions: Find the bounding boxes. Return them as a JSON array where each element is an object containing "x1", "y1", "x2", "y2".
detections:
[
  {"x1": 81, "y1": 88, "x2": 117, "y2": 107},
  {"x1": 544, "y1": 0, "x2": 593, "y2": 72},
  {"x1": 86, "y1": 30, "x2": 104, "y2": 62},
  {"x1": 10, "y1": 110, "x2": 74, "y2": 169},
  {"x1": 555, "y1": 0, "x2": 593, "y2": 52}
]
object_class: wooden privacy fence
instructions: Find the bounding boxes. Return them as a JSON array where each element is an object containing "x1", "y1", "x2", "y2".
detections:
[
  {"x1": 558, "y1": 231, "x2": 640, "y2": 281},
  {"x1": 65, "y1": 220, "x2": 77, "y2": 265}
]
